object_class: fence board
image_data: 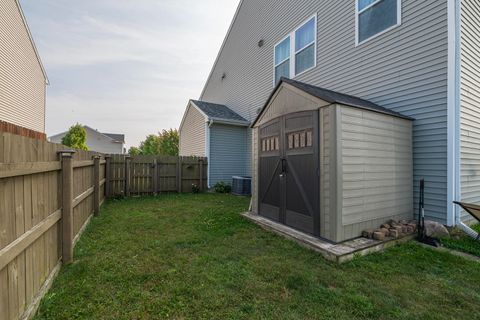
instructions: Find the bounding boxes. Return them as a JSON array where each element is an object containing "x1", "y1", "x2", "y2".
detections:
[
  {"x1": 106, "y1": 155, "x2": 208, "y2": 197},
  {"x1": 0, "y1": 132, "x2": 106, "y2": 320}
]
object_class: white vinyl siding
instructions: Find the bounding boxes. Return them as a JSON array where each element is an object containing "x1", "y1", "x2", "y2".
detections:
[
  {"x1": 0, "y1": 0, "x2": 46, "y2": 133},
  {"x1": 179, "y1": 105, "x2": 206, "y2": 157},
  {"x1": 459, "y1": 0, "x2": 480, "y2": 223}
]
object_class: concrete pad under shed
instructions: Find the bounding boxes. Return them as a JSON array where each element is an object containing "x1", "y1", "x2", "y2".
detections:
[{"x1": 242, "y1": 212, "x2": 415, "y2": 264}]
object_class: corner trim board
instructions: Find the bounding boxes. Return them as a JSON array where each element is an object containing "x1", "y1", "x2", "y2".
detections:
[{"x1": 447, "y1": 0, "x2": 461, "y2": 226}]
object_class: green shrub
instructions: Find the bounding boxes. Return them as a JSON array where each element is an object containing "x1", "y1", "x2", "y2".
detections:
[
  {"x1": 213, "y1": 182, "x2": 232, "y2": 194},
  {"x1": 191, "y1": 183, "x2": 200, "y2": 194}
]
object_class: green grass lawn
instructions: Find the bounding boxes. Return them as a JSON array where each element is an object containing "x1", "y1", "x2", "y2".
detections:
[
  {"x1": 35, "y1": 194, "x2": 480, "y2": 320},
  {"x1": 442, "y1": 224, "x2": 480, "y2": 257}
]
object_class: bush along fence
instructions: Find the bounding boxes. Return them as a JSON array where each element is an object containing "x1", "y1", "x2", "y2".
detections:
[
  {"x1": 0, "y1": 131, "x2": 208, "y2": 320},
  {"x1": 106, "y1": 154, "x2": 208, "y2": 197}
]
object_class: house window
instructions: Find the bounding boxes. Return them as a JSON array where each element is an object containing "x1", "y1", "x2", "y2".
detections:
[
  {"x1": 356, "y1": 0, "x2": 401, "y2": 45},
  {"x1": 295, "y1": 17, "x2": 316, "y2": 75},
  {"x1": 274, "y1": 15, "x2": 317, "y2": 85},
  {"x1": 274, "y1": 37, "x2": 291, "y2": 85}
]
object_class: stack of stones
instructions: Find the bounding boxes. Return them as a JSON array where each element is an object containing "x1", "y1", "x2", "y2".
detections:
[{"x1": 362, "y1": 220, "x2": 418, "y2": 241}]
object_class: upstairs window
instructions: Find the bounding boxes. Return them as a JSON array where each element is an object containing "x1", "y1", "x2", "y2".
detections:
[
  {"x1": 274, "y1": 37, "x2": 291, "y2": 85},
  {"x1": 274, "y1": 15, "x2": 317, "y2": 85},
  {"x1": 356, "y1": 0, "x2": 401, "y2": 45},
  {"x1": 295, "y1": 18, "x2": 316, "y2": 75}
]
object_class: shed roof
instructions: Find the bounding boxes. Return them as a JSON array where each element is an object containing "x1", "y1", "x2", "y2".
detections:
[
  {"x1": 252, "y1": 78, "x2": 414, "y2": 127},
  {"x1": 191, "y1": 100, "x2": 249, "y2": 124}
]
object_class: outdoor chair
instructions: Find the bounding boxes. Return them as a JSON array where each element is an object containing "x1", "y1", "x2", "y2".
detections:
[{"x1": 453, "y1": 201, "x2": 480, "y2": 241}]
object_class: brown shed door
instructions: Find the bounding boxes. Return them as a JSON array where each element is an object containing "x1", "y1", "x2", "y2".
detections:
[{"x1": 259, "y1": 111, "x2": 320, "y2": 236}]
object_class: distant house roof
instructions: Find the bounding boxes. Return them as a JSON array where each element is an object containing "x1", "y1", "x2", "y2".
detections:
[
  {"x1": 190, "y1": 100, "x2": 250, "y2": 125},
  {"x1": 103, "y1": 133, "x2": 125, "y2": 143},
  {"x1": 252, "y1": 78, "x2": 413, "y2": 127},
  {"x1": 49, "y1": 125, "x2": 125, "y2": 144}
]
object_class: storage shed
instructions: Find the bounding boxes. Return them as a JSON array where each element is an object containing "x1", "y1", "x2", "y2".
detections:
[{"x1": 251, "y1": 78, "x2": 414, "y2": 243}]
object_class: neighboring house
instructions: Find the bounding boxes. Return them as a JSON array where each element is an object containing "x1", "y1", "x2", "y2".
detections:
[
  {"x1": 0, "y1": 0, "x2": 48, "y2": 135},
  {"x1": 49, "y1": 126, "x2": 126, "y2": 154},
  {"x1": 180, "y1": 0, "x2": 480, "y2": 230},
  {"x1": 179, "y1": 100, "x2": 250, "y2": 186}
]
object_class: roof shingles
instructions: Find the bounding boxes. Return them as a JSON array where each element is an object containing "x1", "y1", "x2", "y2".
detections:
[
  {"x1": 281, "y1": 78, "x2": 413, "y2": 120},
  {"x1": 191, "y1": 100, "x2": 248, "y2": 123}
]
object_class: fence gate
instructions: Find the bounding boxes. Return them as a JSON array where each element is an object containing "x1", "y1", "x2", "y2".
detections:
[{"x1": 106, "y1": 155, "x2": 208, "y2": 197}]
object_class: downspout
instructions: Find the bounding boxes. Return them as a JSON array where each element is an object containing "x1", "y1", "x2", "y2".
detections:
[
  {"x1": 205, "y1": 119, "x2": 214, "y2": 189},
  {"x1": 451, "y1": 0, "x2": 479, "y2": 240}
]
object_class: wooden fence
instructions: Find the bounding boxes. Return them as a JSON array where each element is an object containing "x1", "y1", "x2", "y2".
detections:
[
  {"x1": 0, "y1": 132, "x2": 208, "y2": 320},
  {"x1": 0, "y1": 132, "x2": 105, "y2": 320},
  {"x1": 107, "y1": 155, "x2": 208, "y2": 197}
]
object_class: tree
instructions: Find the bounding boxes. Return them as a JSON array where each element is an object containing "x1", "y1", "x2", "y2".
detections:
[
  {"x1": 158, "y1": 129, "x2": 179, "y2": 156},
  {"x1": 131, "y1": 128, "x2": 179, "y2": 156},
  {"x1": 61, "y1": 124, "x2": 88, "y2": 150},
  {"x1": 128, "y1": 146, "x2": 141, "y2": 156},
  {"x1": 139, "y1": 134, "x2": 161, "y2": 155}
]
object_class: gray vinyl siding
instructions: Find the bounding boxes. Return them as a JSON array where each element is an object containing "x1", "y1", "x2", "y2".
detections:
[
  {"x1": 179, "y1": 105, "x2": 206, "y2": 157},
  {"x1": 460, "y1": 0, "x2": 480, "y2": 223},
  {"x1": 202, "y1": 0, "x2": 449, "y2": 223},
  {"x1": 209, "y1": 124, "x2": 248, "y2": 186},
  {"x1": 0, "y1": 0, "x2": 46, "y2": 133}
]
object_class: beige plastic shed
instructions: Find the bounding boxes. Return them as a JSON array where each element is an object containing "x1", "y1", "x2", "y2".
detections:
[{"x1": 250, "y1": 78, "x2": 414, "y2": 243}]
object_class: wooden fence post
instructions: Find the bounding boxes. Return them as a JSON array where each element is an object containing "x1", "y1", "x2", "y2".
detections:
[
  {"x1": 93, "y1": 155, "x2": 101, "y2": 216},
  {"x1": 105, "y1": 155, "x2": 111, "y2": 198},
  {"x1": 125, "y1": 155, "x2": 131, "y2": 197},
  {"x1": 177, "y1": 157, "x2": 182, "y2": 193},
  {"x1": 58, "y1": 150, "x2": 75, "y2": 264},
  {"x1": 153, "y1": 158, "x2": 158, "y2": 195},
  {"x1": 199, "y1": 158, "x2": 204, "y2": 192}
]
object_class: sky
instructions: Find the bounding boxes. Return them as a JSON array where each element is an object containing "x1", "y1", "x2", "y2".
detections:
[{"x1": 20, "y1": 0, "x2": 239, "y2": 147}]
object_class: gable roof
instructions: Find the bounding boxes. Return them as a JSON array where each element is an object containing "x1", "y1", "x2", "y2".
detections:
[
  {"x1": 103, "y1": 133, "x2": 125, "y2": 143},
  {"x1": 252, "y1": 78, "x2": 414, "y2": 127},
  {"x1": 191, "y1": 100, "x2": 248, "y2": 123},
  {"x1": 49, "y1": 125, "x2": 125, "y2": 143}
]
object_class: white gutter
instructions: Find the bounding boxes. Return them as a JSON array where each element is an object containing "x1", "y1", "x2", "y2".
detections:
[{"x1": 209, "y1": 118, "x2": 250, "y2": 127}]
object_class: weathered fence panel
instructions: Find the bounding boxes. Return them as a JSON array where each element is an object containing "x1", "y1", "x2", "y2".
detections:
[
  {"x1": 0, "y1": 132, "x2": 207, "y2": 320},
  {"x1": 0, "y1": 132, "x2": 106, "y2": 320},
  {"x1": 106, "y1": 155, "x2": 208, "y2": 197}
]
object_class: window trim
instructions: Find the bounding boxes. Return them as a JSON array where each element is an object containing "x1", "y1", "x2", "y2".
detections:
[
  {"x1": 355, "y1": 0, "x2": 402, "y2": 46},
  {"x1": 273, "y1": 13, "x2": 317, "y2": 86}
]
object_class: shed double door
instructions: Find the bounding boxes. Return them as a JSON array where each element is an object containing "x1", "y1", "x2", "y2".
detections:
[{"x1": 258, "y1": 111, "x2": 320, "y2": 236}]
